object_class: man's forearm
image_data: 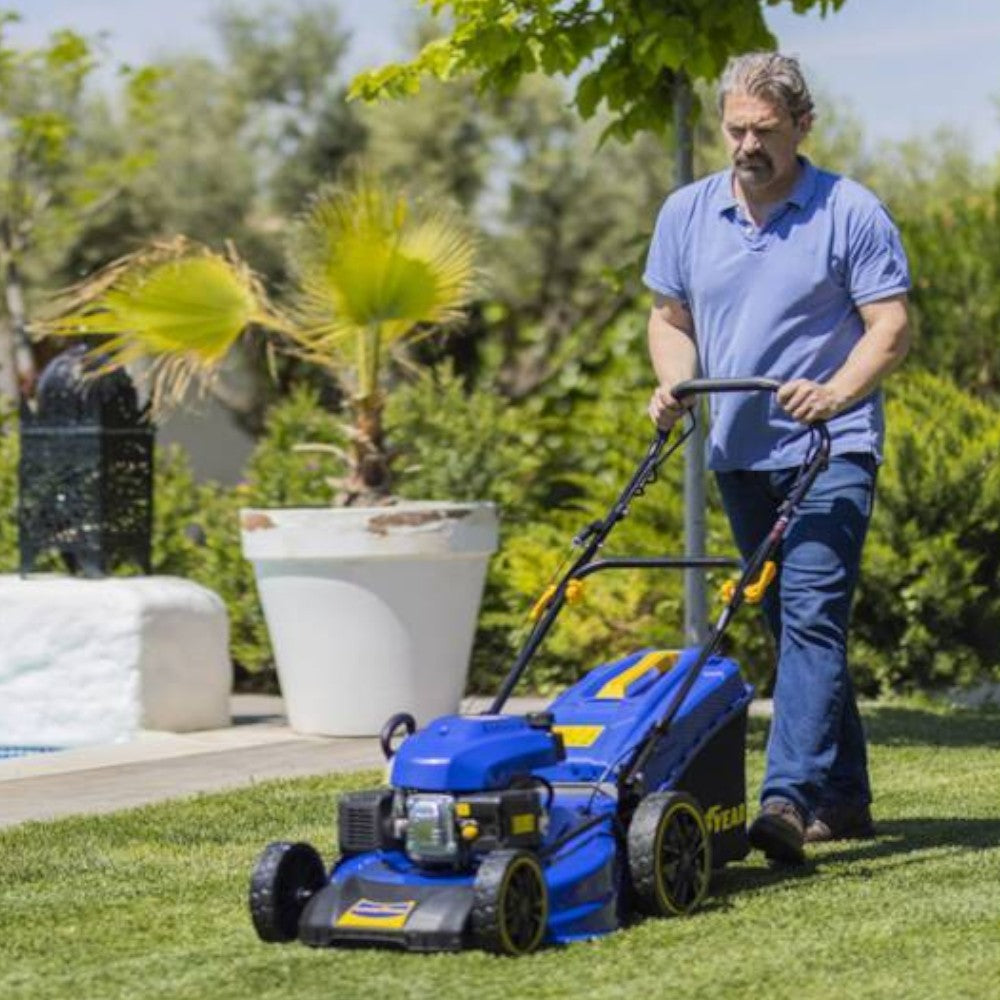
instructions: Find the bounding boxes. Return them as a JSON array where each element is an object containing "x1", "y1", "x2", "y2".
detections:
[
  {"x1": 775, "y1": 295, "x2": 910, "y2": 424},
  {"x1": 648, "y1": 309, "x2": 698, "y2": 390},
  {"x1": 826, "y1": 299, "x2": 910, "y2": 411}
]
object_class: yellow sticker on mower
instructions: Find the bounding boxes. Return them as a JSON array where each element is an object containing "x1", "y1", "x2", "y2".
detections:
[
  {"x1": 552, "y1": 724, "x2": 604, "y2": 748},
  {"x1": 336, "y1": 898, "x2": 416, "y2": 929},
  {"x1": 595, "y1": 650, "x2": 679, "y2": 700}
]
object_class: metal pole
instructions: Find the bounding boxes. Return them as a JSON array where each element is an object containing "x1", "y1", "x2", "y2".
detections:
[{"x1": 673, "y1": 72, "x2": 708, "y2": 645}]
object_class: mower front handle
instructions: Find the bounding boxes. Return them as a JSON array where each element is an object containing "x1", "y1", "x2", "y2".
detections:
[
  {"x1": 671, "y1": 376, "x2": 832, "y2": 448},
  {"x1": 672, "y1": 377, "x2": 781, "y2": 400}
]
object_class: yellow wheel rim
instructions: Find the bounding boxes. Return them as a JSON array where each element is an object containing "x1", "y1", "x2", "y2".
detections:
[
  {"x1": 497, "y1": 855, "x2": 548, "y2": 955},
  {"x1": 653, "y1": 801, "x2": 711, "y2": 916}
]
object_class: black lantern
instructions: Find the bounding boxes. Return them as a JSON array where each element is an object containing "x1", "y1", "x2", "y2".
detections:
[{"x1": 18, "y1": 345, "x2": 154, "y2": 577}]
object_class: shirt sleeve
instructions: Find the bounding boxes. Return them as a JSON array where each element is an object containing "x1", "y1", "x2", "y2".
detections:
[
  {"x1": 643, "y1": 195, "x2": 689, "y2": 304},
  {"x1": 848, "y1": 204, "x2": 911, "y2": 306}
]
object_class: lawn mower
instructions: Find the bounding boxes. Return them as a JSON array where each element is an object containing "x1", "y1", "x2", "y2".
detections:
[{"x1": 248, "y1": 377, "x2": 831, "y2": 955}]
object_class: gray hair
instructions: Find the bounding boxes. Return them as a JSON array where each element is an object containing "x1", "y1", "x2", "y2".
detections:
[{"x1": 717, "y1": 52, "x2": 815, "y2": 121}]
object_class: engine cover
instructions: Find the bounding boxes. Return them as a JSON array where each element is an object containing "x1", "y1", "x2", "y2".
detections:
[{"x1": 390, "y1": 714, "x2": 563, "y2": 792}]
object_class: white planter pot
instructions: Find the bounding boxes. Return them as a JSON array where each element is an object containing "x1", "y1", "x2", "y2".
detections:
[{"x1": 240, "y1": 502, "x2": 499, "y2": 736}]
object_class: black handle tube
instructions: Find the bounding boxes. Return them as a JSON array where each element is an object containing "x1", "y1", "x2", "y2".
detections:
[
  {"x1": 619, "y1": 421, "x2": 832, "y2": 793},
  {"x1": 487, "y1": 427, "x2": 690, "y2": 715},
  {"x1": 672, "y1": 377, "x2": 781, "y2": 400},
  {"x1": 573, "y1": 556, "x2": 740, "y2": 580},
  {"x1": 488, "y1": 590, "x2": 568, "y2": 714},
  {"x1": 620, "y1": 605, "x2": 735, "y2": 792}
]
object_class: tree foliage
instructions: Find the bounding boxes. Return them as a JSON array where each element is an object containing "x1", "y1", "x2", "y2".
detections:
[
  {"x1": 0, "y1": 12, "x2": 161, "y2": 401},
  {"x1": 897, "y1": 182, "x2": 1000, "y2": 397},
  {"x1": 351, "y1": 0, "x2": 846, "y2": 143},
  {"x1": 212, "y1": 2, "x2": 368, "y2": 215},
  {"x1": 64, "y1": 3, "x2": 367, "y2": 286}
]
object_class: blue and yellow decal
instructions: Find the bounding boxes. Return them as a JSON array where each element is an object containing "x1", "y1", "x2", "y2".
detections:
[
  {"x1": 552, "y1": 724, "x2": 604, "y2": 748},
  {"x1": 595, "y1": 650, "x2": 679, "y2": 700},
  {"x1": 336, "y1": 898, "x2": 416, "y2": 930}
]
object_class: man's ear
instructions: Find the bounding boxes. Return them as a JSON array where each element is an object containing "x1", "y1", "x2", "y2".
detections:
[{"x1": 796, "y1": 112, "x2": 815, "y2": 138}]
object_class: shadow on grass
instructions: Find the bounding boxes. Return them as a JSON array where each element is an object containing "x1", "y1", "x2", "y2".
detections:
[
  {"x1": 707, "y1": 815, "x2": 1000, "y2": 907},
  {"x1": 746, "y1": 706, "x2": 1000, "y2": 751},
  {"x1": 821, "y1": 816, "x2": 1000, "y2": 861},
  {"x1": 708, "y1": 857, "x2": 819, "y2": 905},
  {"x1": 862, "y1": 706, "x2": 1000, "y2": 748}
]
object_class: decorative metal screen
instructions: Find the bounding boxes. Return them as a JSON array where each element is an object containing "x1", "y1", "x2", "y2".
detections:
[{"x1": 18, "y1": 346, "x2": 154, "y2": 577}]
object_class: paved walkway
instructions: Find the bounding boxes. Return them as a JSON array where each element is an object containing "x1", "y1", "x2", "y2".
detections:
[
  {"x1": 0, "y1": 694, "x2": 772, "y2": 830},
  {"x1": 0, "y1": 694, "x2": 538, "y2": 829}
]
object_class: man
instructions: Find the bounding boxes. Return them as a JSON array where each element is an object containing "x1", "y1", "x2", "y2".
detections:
[{"x1": 643, "y1": 52, "x2": 910, "y2": 864}]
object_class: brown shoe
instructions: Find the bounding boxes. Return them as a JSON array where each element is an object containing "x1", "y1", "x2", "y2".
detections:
[
  {"x1": 804, "y1": 803, "x2": 877, "y2": 843},
  {"x1": 748, "y1": 799, "x2": 805, "y2": 865}
]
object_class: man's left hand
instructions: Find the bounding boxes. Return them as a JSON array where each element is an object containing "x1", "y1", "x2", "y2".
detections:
[{"x1": 776, "y1": 379, "x2": 844, "y2": 423}]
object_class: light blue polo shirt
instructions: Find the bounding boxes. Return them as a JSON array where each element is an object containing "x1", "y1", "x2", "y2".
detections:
[{"x1": 643, "y1": 157, "x2": 910, "y2": 471}]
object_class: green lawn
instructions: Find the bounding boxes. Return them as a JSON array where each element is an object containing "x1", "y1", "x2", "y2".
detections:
[{"x1": 2, "y1": 705, "x2": 999, "y2": 1000}]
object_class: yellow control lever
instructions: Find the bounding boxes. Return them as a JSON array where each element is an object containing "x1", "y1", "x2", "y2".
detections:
[
  {"x1": 719, "y1": 560, "x2": 777, "y2": 606},
  {"x1": 529, "y1": 579, "x2": 586, "y2": 622}
]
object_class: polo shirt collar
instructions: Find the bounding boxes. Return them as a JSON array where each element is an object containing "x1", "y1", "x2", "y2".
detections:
[
  {"x1": 716, "y1": 156, "x2": 817, "y2": 214},
  {"x1": 787, "y1": 156, "x2": 817, "y2": 208}
]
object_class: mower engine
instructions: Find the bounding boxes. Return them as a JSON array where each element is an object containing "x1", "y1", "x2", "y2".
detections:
[{"x1": 337, "y1": 712, "x2": 563, "y2": 871}]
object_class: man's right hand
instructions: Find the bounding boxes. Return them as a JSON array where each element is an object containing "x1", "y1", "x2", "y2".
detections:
[{"x1": 647, "y1": 384, "x2": 692, "y2": 430}]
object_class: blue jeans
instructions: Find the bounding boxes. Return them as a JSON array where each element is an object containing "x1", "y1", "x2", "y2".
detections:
[{"x1": 716, "y1": 454, "x2": 876, "y2": 818}]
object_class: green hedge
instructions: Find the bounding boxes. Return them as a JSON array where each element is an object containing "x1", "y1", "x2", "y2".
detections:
[{"x1": 853, "y1": 370, "x2": 1000, "y2": 691}]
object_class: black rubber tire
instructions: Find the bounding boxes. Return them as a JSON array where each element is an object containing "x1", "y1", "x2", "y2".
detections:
[
  {"x1": 471, "y1": 850, "x2": 548, "y2": 956},
  {"x1": 249, "y1": 841, "x2": 326, "y2": 942},
  {"x1": 627, "y1": 791, "x2": 712, "y2": 917}
]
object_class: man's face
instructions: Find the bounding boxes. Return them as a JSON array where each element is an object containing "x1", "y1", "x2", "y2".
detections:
[{"x1": 721, "y1": 91, "x2": 810, "y2": 195}]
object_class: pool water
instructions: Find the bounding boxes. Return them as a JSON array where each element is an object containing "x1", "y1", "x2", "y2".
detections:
[{"x1": 0, "y1": 746, "x2": 63, "y2": 760}]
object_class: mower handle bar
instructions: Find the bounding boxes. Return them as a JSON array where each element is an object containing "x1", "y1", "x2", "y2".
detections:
[
  {"x1": 671, "y1": 376, "x2": 831, "y2": 445},
  {"x1": 672, "y1": 377, "x2": 781, "y2": 400}
]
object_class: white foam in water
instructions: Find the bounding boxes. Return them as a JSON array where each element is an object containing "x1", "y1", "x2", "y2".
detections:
[{"x1": 0, "y1": 576, "x2": 232, "y2": 747}]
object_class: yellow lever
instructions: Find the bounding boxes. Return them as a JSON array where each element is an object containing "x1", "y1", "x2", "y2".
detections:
[
  {"x1": 529, "y1": 579, "x2": 586, "y2": 622},
  {"x1": 744, "y1": 560, "x2": 777, "y2": 602},
  {"x1": 719, "y1": 560, "x2": 777, "y2": 606}
]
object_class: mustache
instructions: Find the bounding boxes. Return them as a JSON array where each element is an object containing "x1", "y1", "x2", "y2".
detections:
[{"x1": 735, "y1": 152, "x2": 772, "y2": 168}]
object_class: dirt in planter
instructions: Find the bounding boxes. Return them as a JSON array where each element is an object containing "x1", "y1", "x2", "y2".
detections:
[
  {"x1": 366, "y1": 508, "x2": 471, "y2": 536},
  {"x1": 241, "y1": 512, "x2": 276, "y2": 531}
]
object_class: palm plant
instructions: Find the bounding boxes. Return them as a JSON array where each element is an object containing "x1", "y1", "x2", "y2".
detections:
[{"x1": 42, "y1": 176, "x2": 477, "y2": 503}]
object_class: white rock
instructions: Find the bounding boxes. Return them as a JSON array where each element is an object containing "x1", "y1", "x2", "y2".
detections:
[{"x1": 0, "y1": 576, "x2": 232, "y2": 746}]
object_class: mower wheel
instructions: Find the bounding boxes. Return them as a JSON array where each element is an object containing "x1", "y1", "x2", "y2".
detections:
[
  {"x1": 471, "y1": 849, "x2": 548, "y2": 956},
  {"x1": 249, "y1": 841, "x2": 326, "y2": 942},
  {"x1": 628, "y1": 791, "x2": 712, "y2": 917}
]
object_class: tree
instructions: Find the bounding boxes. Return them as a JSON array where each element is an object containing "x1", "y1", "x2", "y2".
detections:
[
  {"x1": 471, "y1": 75, "x2": 668, "y2": 399},
  {"x1": 58, "y1": 3, "x2": 369, "y2": 434},
  {"x1": 212, "y1": 2, "x2": 368, "y2": 216},
  {"x1": 65, "y1": 3, "x2": 367, "y2": 288},
  {"x1": 0, "y1": 13, "x2": 160, "y2": 404},
  {"x1": 351, "y1": 0, "x2": 846, "y2": 145}
]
